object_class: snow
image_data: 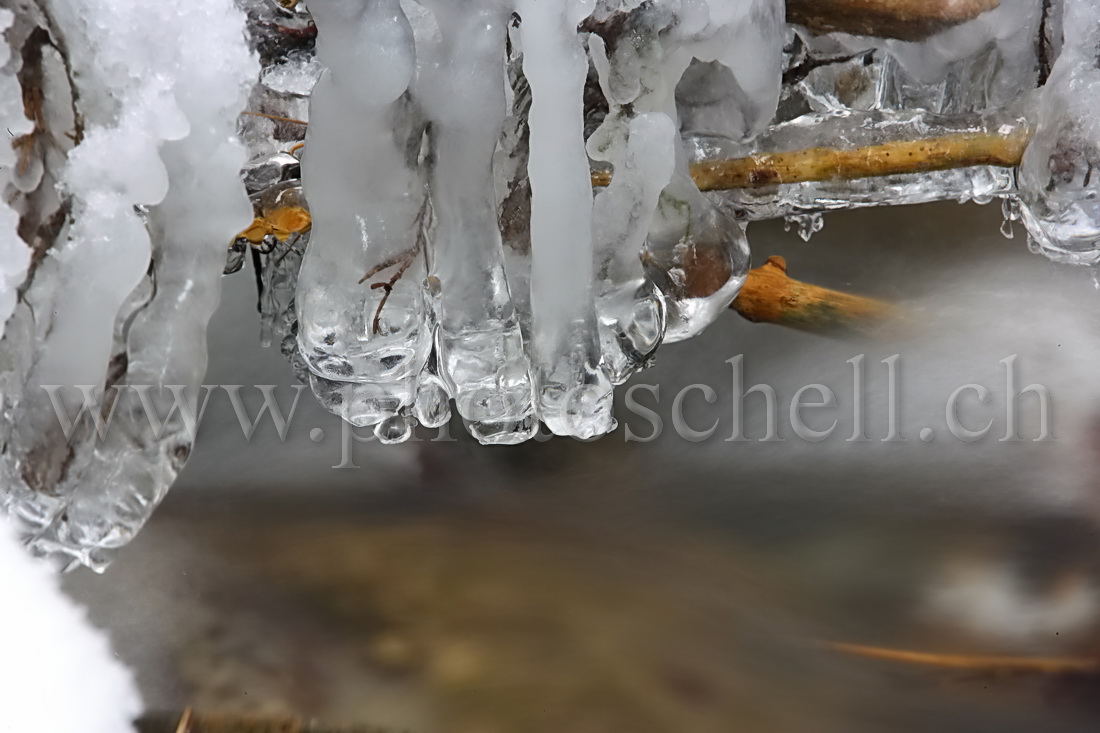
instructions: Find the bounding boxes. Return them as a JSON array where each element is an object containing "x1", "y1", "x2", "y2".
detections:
[{"x1": 0, "y1": 517, "x2": 142, "y2": 733}]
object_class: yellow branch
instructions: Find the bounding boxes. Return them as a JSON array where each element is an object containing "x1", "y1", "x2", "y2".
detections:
[{"x1": 592, "y1": 127, "x2": 1031, "y2": 191}]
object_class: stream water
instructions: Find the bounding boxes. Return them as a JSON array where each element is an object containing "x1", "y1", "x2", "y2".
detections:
[{"x1": 64, "y1": 200, "x2": 1100, "y2": 732}]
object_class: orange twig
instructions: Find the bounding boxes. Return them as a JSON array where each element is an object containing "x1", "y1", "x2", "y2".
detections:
[
  {"x1": 816, "y1": 640, "x2": 1100, "y2": 675},
  {"x1": 732, "y1": 256, "x2": 898, "y2": 338}
]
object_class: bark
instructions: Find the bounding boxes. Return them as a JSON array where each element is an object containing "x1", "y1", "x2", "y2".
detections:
[
  {"x1": 786, "y1": 0, "x2": 1001, "y2": 41},
  {"x1": 731, "y1": 256, "x2": 898, "y2": 338}
]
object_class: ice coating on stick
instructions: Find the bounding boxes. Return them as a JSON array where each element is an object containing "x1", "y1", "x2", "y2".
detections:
[
  {"x1": 686, "y1": 108, "x2": 1026, "y2": 222},
  {"x1": 520, "y1": 0, "x2": 615, "y2": 438},
  {"x1": 1015, "y1": 0, "x2": 1100, "y2": 265},
  {"x1": 416, "y1": 0, "x2": 536, "y2": 444},
  {"x1": 296, "y1": 0, "x2": 430, "y2": 426}
]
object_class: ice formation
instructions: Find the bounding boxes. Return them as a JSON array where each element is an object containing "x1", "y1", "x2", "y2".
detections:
[
  {"x1": 0, "y1": 0, "x2": 256, "y2": 567},
  {"x1": 273, "y1": 0, "x2": 785, "y2": 444},
  {"x1": 0, "y1": 516, "x2": 142, "y2": 732},
  {"x1": 3, "y1": 0, "x2": 1100, "y2": 565},
  {"x1": 164, "y1": 0, "x2": 1100, "y2": 449},
  {"x1": 1015, "y1": 0, "x2": 1100, "y2": 264},
  {"x1": 261, "y1": 0, "x2": 1078, "y2": 449}
]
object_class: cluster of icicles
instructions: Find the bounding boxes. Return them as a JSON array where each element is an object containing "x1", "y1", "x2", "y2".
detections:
[
  {"x1": 282, "y1": 0, "x2": 1100, "y2": 445},
  {"x1": 294, "y1": 0, "x2": 776, "y2": 444}
]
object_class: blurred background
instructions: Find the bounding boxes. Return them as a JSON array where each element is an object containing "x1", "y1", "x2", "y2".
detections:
[{"x1": 65, "y1": 200, "x2": 1100, "y2": 732}]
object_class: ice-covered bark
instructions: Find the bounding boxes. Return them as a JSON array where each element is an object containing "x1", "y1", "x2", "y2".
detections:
[{"x1": 689, "y1": 108, "x2": 1028, "y2": 222}]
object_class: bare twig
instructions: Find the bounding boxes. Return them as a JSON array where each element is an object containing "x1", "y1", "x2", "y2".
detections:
[
  {"x1": 137, "y1": 709, "x2": 401, "y2": 733},
  {"x1": 359, "y1": 198, "x2": 431, "y2": 335},
  {"x1": 815, "y1": 640, "x2": 1100, "y2": 676},
  {"x1": 242, "y1": 110, "x2": 310, "y2": 126},
  {"x1": 732, "y1": 256, "x2": 898, "y2": 338},
  {"x1": 786, "y1": 0, "x2": 1001, "y2": 41}
]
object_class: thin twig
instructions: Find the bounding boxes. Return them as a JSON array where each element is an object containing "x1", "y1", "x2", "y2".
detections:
[
  {"x1": 172, "y1": 707, "x2": 192, "y2": 733},
  {"x1": 137, "y1": 709, "x2": 400, "y2": 733},
  {"x1": 359, "y1": 198, "x2": 431, "y2": 335},
  {"x1": 242, "y1": 110, "x2": 309, "y2": 126},
  {"x1": 816, "y1": 640, "x2": 1100, "y2": 675}
]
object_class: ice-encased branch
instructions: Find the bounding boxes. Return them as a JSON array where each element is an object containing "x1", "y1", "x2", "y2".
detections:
[{"x1": 593, "y1": 119, "x2": 1031, "y2": 190}]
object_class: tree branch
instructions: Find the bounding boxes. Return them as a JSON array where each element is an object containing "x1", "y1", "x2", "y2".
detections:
[
  {"x1": 731, "y1": 256, "x2": 898, "y2": 338},
  {"x1": 786, "y1": 0, "x2": 1001, "y2": 41},
  {"x1": 593, "y1": 127, "x2": 1031, "y2": 191}
]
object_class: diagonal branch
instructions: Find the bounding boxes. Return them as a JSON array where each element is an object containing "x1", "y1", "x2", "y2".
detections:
[
  {"x1": 731, "y1": 256, "x2": 898, "y2": 338},
  {"x1": 815, "y1": 640, "x2": 1100, "y2": 676}
]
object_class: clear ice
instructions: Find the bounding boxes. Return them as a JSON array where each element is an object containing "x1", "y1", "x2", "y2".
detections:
[
  {"x1": 0, "y1": 0, "x2": 256, "y2": 568},
  {"x1": 6, "y1": 0, "x2": 1100, "y2": 566},
  {"x1": 1015, "y1": 0, "x2": 1100, "y2": 264}
]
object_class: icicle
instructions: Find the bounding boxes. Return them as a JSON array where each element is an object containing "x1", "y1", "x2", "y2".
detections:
[
  {"x1": 519, "y1": 0, "x2": 615, "y2": 439},
  {"x1": 416, "y1": 0, "x2": 537, "y2": 444},
  {"x1": 586, "y1": 34, "x2": 675, "y2": 383},
  {"x1": 587, "y1": 110, "x2": 674, "y2": 383},
  {"x1": 296, "y1": 0, "x2": 430, "y2": 426},
  {"x1": 0, "y1": 0, "x2": 256, "y2": 567}
]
